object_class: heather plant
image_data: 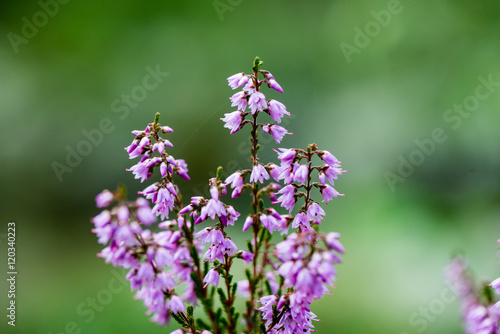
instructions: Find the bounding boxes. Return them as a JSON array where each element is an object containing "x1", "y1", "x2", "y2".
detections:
[
  {"x1": 91, "y1": 57, "x2": 346, "y2": 334},
  {"x1": 447, "y1": 245, "x2": 500, "y2": 333}
]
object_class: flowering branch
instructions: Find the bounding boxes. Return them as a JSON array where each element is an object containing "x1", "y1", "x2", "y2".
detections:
[{"x1": 91, "y1": 57, "x2": 346, "y2": 334}]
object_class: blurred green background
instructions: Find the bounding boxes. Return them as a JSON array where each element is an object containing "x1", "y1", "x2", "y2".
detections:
[{"x1": 1, "y1": 0, "x2": 500, "y2": 333}]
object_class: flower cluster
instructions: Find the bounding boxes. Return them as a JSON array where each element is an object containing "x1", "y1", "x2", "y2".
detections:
[
  {"x1": 447, "y1": 256, "x2": 500, "y2": 333},
  {"x1": 222, "y1": 59, "x2": 291, "y2": 143},
  {"x1": 126, "y1": 115, "x2": 190, "y2": 220},
  {"x1": 91, "y1": 58, "x2": 346, "y2": 334},
  {"x1": 256, "y1": 227, "x2": 344, "y2": 333},
  {"x1": 271, "y1": 146, "x2": 344, "y2": 214},
  {"x1": 92, "y1": 189, "x2": 196, "y2": 326}
]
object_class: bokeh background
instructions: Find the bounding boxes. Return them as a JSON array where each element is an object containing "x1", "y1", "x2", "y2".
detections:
[{"x1": 1, "y1": 0, "x2": 500, "y2": 333}]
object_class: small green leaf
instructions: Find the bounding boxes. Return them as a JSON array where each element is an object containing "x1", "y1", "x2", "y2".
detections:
[
  {"x1": 216, "y1": 166, "x2": 224, "y2": 180},
  {"x1": 265, "y1": 280, "x2": 273, "y2": 295},
  {"x1": 258, "y1": 199, "x2": 265, "y2": 211},
  {"x1": 218, "y1": 288, "x2": 227, "y2": 303},
  {"x1": 196, "y1": 319, "x2": 210, "y2": 330},
  {"x1": 253, "y1": 56, "x2": 264, "y2": 72},
  {"x1": 247, "y1": 240, "x2": 254, "y2": 253},
  {"x1": 170, "y1": 311, "x2": 186, "y2": 327},
  {"x1": 154, "y1": 112, "x2": 161, "y2": 127}
]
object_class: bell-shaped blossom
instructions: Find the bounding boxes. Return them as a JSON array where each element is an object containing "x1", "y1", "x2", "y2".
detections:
[
  {"x1": 230, "y1": 91, "x2": 248, "y2": 111},
  {"x1": 268, "y1": 100, "x2": 289, "y2": 123},
  {"x1": 248, "y1": 91, "x2": 267, "y2": 114},
  {"x1": 262, "y1": 124, "x2": 292, "y2": 144},
  {"x1": 227, "y1": 72, "x2": 249, "y2": 89},
  {"x1": 250, "y1": 164, "x2": 270, "y2": 184},
  {"x1": 221, "y1": 111, "x2": 243, "y2": 134}
]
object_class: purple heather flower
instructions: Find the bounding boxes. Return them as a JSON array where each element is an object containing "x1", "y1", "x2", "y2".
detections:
[
  {"x1": 321, "y1": 150, "x2": 339, "y2": 166},
  {"x1": 225, "y1": 205, "x2": 240, "y2": 226},
  {"x1": 116, "y1": 205, "x2": 130, "y2": 222},
  {"x1": 230, "y1": 91, "x2": 248, "y2": 111},
  {"x1": 307, "y1": 202, "x2": 325, "y2": 224},
  {"x1": 92, "y1": 210, "x2": 111, "y2": 228},
  {"x1": 269, "y1": 164, "x2": 282, "y2": 181},
  {"x1": 168, "y1": 295, "x2": 186, "y2": 314},
  {"x1": 240, "y1": 250, "x2": 254, "y2": 264},
  {"x1": 265, "y1": 73, "x2": 284, "y2": 93},
  {"x1": 248, "y1": 91, "x2": 267, "y2": 114},
  {"x1": 225, "y1": 171, "x2": 244, "y2": 198},
  {"x1": 490, "y1": 278, "x2": 500, "y2": 295},
  {"x1": 268, "y1": 100, "x2": 289, "y2": 123},
  {"x1": 221, "y1": 111, "x2": 243, "y2": 134},
  {"x1": 161, "y1": 125, "x2": 173, "y2": 133},
  {"x1": 227, "y1": 72, "x2": 249, "y2": 89},
  {"x1": 275, "y1": 184, "x2": 296, "y2": 212},
  {"x1": 325, "y1": 164, "x2": 343, "y2": 182},
  {"x1": 203, "y1": 268, "x2": 220, "y2": 288},
  {"x1": 202, "y1": 198, "x2": 226, "y2": 221},
  {"x1": 325, "y1": 232, "x2": 345, "y2": 254},
  {"x1": 170, "y1": 330, "x2": 183, "y2": 334},
  {"x1": 292, "y1": 164, "x2": 308, "y2": 183},
  {"x1": 95, "y1": 190, "x2": 114, "y2": 208},
  {"x1": 250, "y1": 164, "x2": 270, "y2": 184},
  {"x1": 321, "y1": 184, "x2": 341, "y2": 203},
  {"x1": 237, "y1": 280, "x2": 250, "y2": 297},
  {"x1": 175, "y1": 159, "x2": 190, "y2": 180},
  {"x1": 276, "y1": 148, "x2": 296, "y2": 167},
  {"x1": 127, "y1": 162, "x2": 151, "y2": 183},
  {"x1": 243, "y1": 216, "x2": 253, "y2": 232},
  {"x1": 262, "y1": 124, "x2": 292, "y2": 144},
  {"x1": 137, "y1": 206, "x2": 157, "y2": 225},
  {"x1": 260, "y1": 213, "x2": 285, "y2": 234},
  {"x1": 292, "y1": 212, "x2": 310, "y2": 230}
]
